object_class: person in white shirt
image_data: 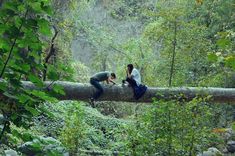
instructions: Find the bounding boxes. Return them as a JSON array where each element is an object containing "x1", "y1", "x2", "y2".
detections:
[
  {"x1": 123, "y1": 64, "x2": 147, "y2": 100},
  {"x1": 126, "y1": 64, "x2": 141, "y2": 86}
]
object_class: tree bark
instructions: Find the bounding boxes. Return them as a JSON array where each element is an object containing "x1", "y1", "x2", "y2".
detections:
[
  {"x1": 0, "y1": 0, "x2": 4, "y2": 8},
  {"x1": 169, "y1": 20, "x2": 177, "y2": 87},
  {"x1": 43, "y1": 26, "x2": 58, "y2": 81},
  {"x1": 21, "y1": 81, "x2": 235, "y2": 103}
]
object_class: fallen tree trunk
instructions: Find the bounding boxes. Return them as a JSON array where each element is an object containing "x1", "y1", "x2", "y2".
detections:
[{"x1": 21, "y1": 81, "x2": 235, "y2": 103}]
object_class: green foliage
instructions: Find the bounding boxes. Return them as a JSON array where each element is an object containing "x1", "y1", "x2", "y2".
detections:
[
  {"x1": 80, "y1": 103, "x2": 131, "y2": 152},
  {"x1": 109, "y1": 0, "x2": 155, "y2": 21},
  {"x1": 125, "y1": 98, "x2": 221, "y2": 156},
  {"x1": 0, "y1": 1, "x2": 70, "y2": 153},
  {"x1": 1, "y1": 0, "x2": 234, "y2": 155},
  {"x1": 196, "y1": 0, "x2": 235, "y2": 77},
  {"x1": 19, "y1": 136, "x2": 66, "y2": 156},
  {"x1": 59, "y1": 102, "x2": 86, "y2": 152},
  {"x1": 5, "y1": 123, "x2": 67, "y2": 156},
  {"x1": 71, "y1": 61, "x2": 90, "y2": 83},
  {"x1": 50, "y1": 0, "x2": 235, "y2": 154},
  {"x1": 225, "y1": 55, "x2": 235, "y2": 70},
  {"x1": 96, "y1": 101, "x2": 137, "y2": 118},
  {"x1": 143, "y1": 0, "x2": 212, "y2": 86},
  {"x1": 50, "y1": 101, "x2": 130, "y2": 153},
  {"x1": 0, "y1": 0, "x2": 53, "y2": 131},
  {"x1": 116, "y1": 38, "x2": 158, "y2": 86}
]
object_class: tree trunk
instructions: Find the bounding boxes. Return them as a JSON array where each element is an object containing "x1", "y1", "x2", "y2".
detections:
[
  {"x1": 43, "y1": 26, "x2": 58, "y2": 81},
  {"x1": 0, "y1": 0, "x2": 4, "y2": 8},
  {"x1": 169, "y1": 20, "x2": 177, "y2": 87},
  {"x1": 21, "y1": 81, "x2": 235, "y2": 103}
]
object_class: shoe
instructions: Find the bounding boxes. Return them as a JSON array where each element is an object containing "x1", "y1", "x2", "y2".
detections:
[
  {"x1": 89, "y1": 98, "x2": 96, "y2": 108},
  {"x1": 122, "y1": 80, "x2": 130, "y2": 87}
]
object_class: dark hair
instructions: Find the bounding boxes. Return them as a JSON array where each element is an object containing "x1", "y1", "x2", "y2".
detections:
[
  {"x1": 111, "y1": 73, "x2": 116, "y2": 79},
  {"x1": 127, "y1": 64, "x2": 134, "y2": 73}
]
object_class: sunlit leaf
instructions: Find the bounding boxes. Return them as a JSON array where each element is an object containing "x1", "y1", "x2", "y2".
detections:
[
  {"x1": 225, "y1": 55, "x2": 235, "y2": 70},
  {"x1": 232, "y1": 122, "x2": 235, "y2": 131},
  {"x1": 207, "y1": 53, "x2": 218, "y2": 62},
  {"x1": 52, "y1": 84, "x2": 65, "y2": 95},
  {"x1": 216, "y1": 38, "x2": 230, "y2": 49},
  {"x1": 30, "y1": 2, "x2": 42, "y2": 12},
  {"x1": 38, "y1": 18, "x2": 51, "y2": 36},
  {"x1": 47, "y1": 69, "x2": 60, "y2": 81},
  {"x1": 3, "y1": 92, "x2": 18, "y2": 99},
  {"x1": 28, "y1": 74, "x2": 44, "y2": 87},
  {"x1": 31, "y1": 90, "x2": 57, "y2": 102},
  {"x1": 25, "y1": 105, "x2": 40, "y2": 116}
]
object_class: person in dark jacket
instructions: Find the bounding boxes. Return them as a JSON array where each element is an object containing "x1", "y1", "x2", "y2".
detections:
[{"x1": 90, "y1": 71, "x2": 116, "y2": 107}]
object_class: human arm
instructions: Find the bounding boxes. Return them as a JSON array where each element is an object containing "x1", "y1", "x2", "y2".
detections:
[
  {"x1": 127, "y1": 69, "x2": 132, "y2": 78},
  {"x1": 108, "y1": 77, "x2": 116, "y2": 85}
]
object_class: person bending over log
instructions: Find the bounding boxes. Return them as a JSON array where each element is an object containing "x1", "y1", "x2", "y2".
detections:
[
  {"x1": 122, "y1": 64, "x2": 147, "y2": 100},
  {"x1": 90, "y1": 71, "x2": 116, "y2": 107}
]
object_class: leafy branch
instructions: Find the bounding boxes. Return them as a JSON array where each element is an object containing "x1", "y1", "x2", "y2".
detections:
[{"x1": 0, "y1": 9, "x2": 28, "y2": 78}]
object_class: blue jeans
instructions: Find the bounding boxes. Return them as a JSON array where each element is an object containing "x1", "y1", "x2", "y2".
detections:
[
  {"x1": 125, "y1": 77, "x2": 138, "y2": 88},
  {"x1": 90, "y1": 78, "x2": 104, "y2": 100},
  {"x1": 125, "y1": 77, "x2": 147, "y2": 100}
]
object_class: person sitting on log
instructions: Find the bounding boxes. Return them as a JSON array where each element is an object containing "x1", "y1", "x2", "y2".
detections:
[
  {"x1": 90, "y1": 71, "x2": 116, "y2": 107},
  {"x1": 122, "y1": 64, "x2": 147, "y2": 100}
]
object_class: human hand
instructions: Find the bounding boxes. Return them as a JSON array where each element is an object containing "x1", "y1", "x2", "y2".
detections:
[{"x1": 109, "y1": 83, "x2": 116, "y2": 88}]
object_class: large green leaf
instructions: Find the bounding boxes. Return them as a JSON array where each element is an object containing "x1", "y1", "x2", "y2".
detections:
[
  {"x1": 216, "y1": 38, "x2": 230, "y2": 49},
  {"x1": 4, "y1": 1, "x2": 18, "y2": 12},
  {"x1": 38, "y1": 106, "x2": 55, "y2": 118},
  {"x1": 21, "y1": 64, "x2": 31, "y2": 72},
  {"x1": 0, "y1": 81, "x2": 7, "y2": 91},
  {"x1": 207, "y1": 53, "x2": 218, "y2": 62},
  {"x1": 3, "y1": 91, "x2": 18, "y2": 100},
  {"x1": 17, "y1": 4, "x2": 26, "y2": 12},
  {"x1": 30, "y1": 2, "x2": 42, "y2": 12},
  {"x1": 7, "y1": 25, "x2": 19, "y2": 38},
  {"x1": 225, "y1": 55, "x2": 235, "y2": 70},
  {"x1": 17, "y1": 94, "x2": 36, "y2": 103},
  {"x1": 9, "y1": 62, "x2": 30, "y2": 74},
  {"x1": 28, "y1": 50, "x2": 42, "y2": 60},
  {"x1": 25, "y1": 19, "x2": 38, "y2": 29},
  {"x1": 0, "y1": 24, "x2": 8, "y2": 34},
  {"x1": 21, "y1": 132, "x2": 34, "y2": 142},
  {"x1": 28, "y1": 74, "x2": 44, "y2": 87},
  {"x1": 38, "y1": 18, "x2": 51, "y2": 36},
  {"x1": 42, "y1": 5, "x2": 52, "y2": 15},
  {"x1": 0, "y1": 39, "x2": 10, "y2": 51},
  {"x1": 52, "y1": 84, "x2": 65, "y2": 95},
  {"x1": 14, "y1": 16, "x2": 23, "y2": 28},
  {"x1": 25, "y1": 105, "x2": 40, "y2": 116},
  {"x1": 232, "y1": 122, "x2": 235, "y2": 131},
  {"x1": 31, "y1": 90, "x2": 57, "y2": 102},
  {"x1": 47, "y1": 70, "x2": 60, "y2": 81}
]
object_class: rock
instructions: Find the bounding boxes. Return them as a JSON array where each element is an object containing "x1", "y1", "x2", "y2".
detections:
[
  {"x1": 227, "y1": 140, "x2": 235, "y2": 153},
  {"x1": 0, "y1": 125, "x2": 4, "y2": 130},
  {"x1": 224, "y1": 128, "x2": 233, "y2": 141},
  {"x1": 0, "y1": 114, "x2": 5, "y2": 125},
  {"x1": 197, "y1": 147, "x2": 222, "y2": 156},
  {"x1": 4, "y1": 150, "x2": 18, "y2": 156},
  {"x1": 222, "y1": 148, "x2": 228, "y2": 153}
]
